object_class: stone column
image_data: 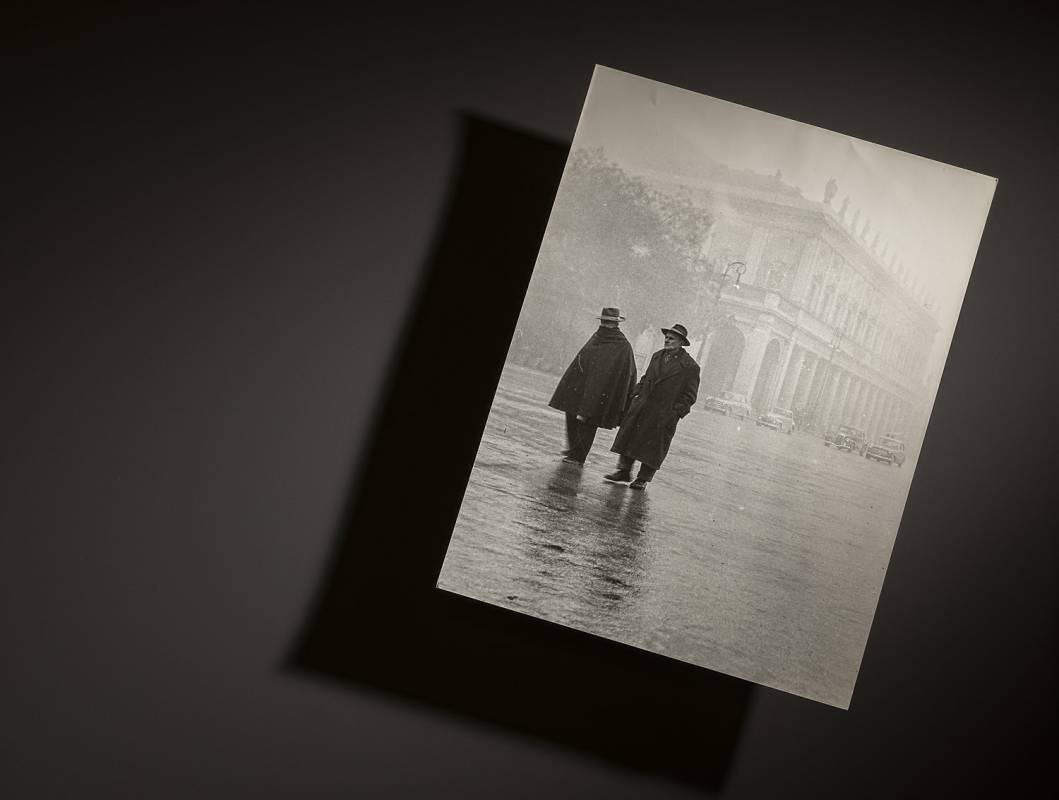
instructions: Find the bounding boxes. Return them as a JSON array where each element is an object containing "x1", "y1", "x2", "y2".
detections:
[
  {"x1": 863, "y1": 389, "x2": 876, "y2": 440},
  {"x1": 856, "y1": 378, "x2": 871, "y2": 425},
  {"x1": 696, "y1": 328, "x2": 718, "y2": 375},
  {"x1": 730, "y1": 325, "x2": 772, "y2": 400},
  {"x1": 771, "y1": 340, "x2": 799, "y2": 409},
  {"x1": 854, "y1": 382, "x2": 873, "y2": 429},
  {"x1": 885, "y1": 392, "x2": 898, "y2": 434},
  {"x1": 828, "y1": 370, "x2": 851, "y2": 428},
  {"x1": 818, "y1": 368, "x2": 836, "y2": 429},
  {"x1": 877, "y1": 393, "x2": 893, "y2": 438},
  {"x1": 826, "y1": 369, "x2": 848, "y2": 428},
  {"x1": 839, "y1": 377, "x2": 858, "y2": 425},
  {"x1": 860, "y1": 382, "x2": 876, "y2": 429},
  {"x1": 792, "y1": 351, "x2": 818, "y2": 409},
  {"x1": 806, "y1": 356, "x2": 830, "y2": 428},
  {"x1": 838, "y1": 379, "x2": 855, "y2": 428},
  {"x1": 865, "y1": 387, "x2": 883, "y2": 441},
  {"x1": 887, "y1": 397, "x2": 902, "y2": 435},
  {"x1": 882, "y1": 399, "x2": 894, "y2": 434},
  {"x1": 838, "y1": 372, "x2": 855, "y2": 426},
  {"x1": 861, "y1": 384, "x2": 879, "y2": 435},
  {"x1": 806, "y1": 352, "x2": 829, "y2": 410},
  {"x1": 878, "y1": 394, "x2": 894, "y2": 435}
]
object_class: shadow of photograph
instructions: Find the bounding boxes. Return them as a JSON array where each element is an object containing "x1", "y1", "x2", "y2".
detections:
[{"x1": 288, "y1": 112, "x2": 753, "y2": 793}]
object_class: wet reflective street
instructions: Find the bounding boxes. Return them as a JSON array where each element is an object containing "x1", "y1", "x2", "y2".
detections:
[{"x1": 438, "y1": 364, "x2": 915, "y2": 708}]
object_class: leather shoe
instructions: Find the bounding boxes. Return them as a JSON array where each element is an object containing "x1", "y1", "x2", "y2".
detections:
[
  {"x1": 603, "y1": 470, "x2": 631, "y2": 483},
  {"x1": 562, "y1": 456, "x2": 584, "y2": 465},
  {"x1": 629, "y1": 479, "x2": 648, "y2": 491}
]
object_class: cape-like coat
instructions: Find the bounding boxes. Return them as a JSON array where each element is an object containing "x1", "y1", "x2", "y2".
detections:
[
  {"x1": 548, "y1": 326, "x2": 637, "y2": 430},
  {"x1": 611, "y1": 347, "x2": 700, "y2": 469}
]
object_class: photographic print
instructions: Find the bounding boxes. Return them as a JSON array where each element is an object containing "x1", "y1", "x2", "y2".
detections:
[{"x1": 437, "y1": 65, "x2": 996, "y2": 708}]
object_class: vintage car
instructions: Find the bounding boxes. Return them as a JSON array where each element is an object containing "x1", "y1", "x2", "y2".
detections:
[
  {"x1": 702, "y1": 390, "x2": 752, "y2": 419},
  {"x1": 866, "y1": 434, "x2": 907, "y2": 466},
  {"x1": 756, "y1": 407, "x2": 796, "y2": 434},
  {"x1": 824, "y1": 424, "x2": 867, "y2": 454}
]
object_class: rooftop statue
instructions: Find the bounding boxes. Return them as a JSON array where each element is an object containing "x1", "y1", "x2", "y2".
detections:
[{"x1": 824, "y1": 177, "x2": 838, "y2": 205}]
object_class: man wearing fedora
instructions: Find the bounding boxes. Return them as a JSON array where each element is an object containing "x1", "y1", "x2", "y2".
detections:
[
  {"x1": 605, "y1": 323, "x2": 700, "y2": 490},
  {"x1": 548, "y1": 307, "x2": 638, "y2": 465}
]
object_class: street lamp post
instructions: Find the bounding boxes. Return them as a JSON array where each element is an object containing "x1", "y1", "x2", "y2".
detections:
[{"x1": 696, "y1": 261, "x2": 746, "y2": 366}]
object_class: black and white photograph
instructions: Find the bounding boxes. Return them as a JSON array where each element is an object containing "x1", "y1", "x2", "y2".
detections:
[
  {"x1": 437, "y1": 65, "x2": 997, "y2": 709},
  {"x1": 11, "y1": 6, "x2": 1057, "y2": 797}
]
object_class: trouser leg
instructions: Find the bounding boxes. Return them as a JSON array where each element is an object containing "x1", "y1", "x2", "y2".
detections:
[
  {"x1": 572, "y1": 420, "x2": 597, "y2": 461},
  {"x1": 634, "y1": 463, "x2": 657, "y2": 482},
  {"x1": 564, "y1": 413, "x2": 578, "y2": 454},
  {"x1": 565, "y1": 414, "x2": 597, "y2": 463},
  {"x1": 605, "y1": 454, "x2": 635, "y2": 482}
]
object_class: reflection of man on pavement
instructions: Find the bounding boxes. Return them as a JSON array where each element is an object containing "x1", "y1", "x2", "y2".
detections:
[
  {"x1": 548, "y1": 307, "x2": 638, "y2": 465},
  {"x1": 605, "y1": 323, "x2": 700, "y2": 490}
]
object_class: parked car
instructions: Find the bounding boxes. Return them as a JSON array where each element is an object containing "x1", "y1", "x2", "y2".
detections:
[
  {"x1": 702, "y1": 390, "x2": 752, "y2": 419},
  {"x1": 866, "y1": 434, "x2": 906, "y2": 466},
  {"x1": 824, "y1": 424, "x2": 867, "y2": 454},
  {"x1": 756, "y1": 407, "x2": 796, "y2": 434},
  {"x1": 864, "y1": 441, "x2": 894, "y2": 465}
]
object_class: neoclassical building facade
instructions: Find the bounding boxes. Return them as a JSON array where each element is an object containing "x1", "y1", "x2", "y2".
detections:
[{"x1": 641, "y1": 169, "x2": 939, "y2": 445}]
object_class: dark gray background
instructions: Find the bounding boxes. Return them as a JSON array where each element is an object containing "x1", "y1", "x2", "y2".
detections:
[{"x1": 4, "y1": 4, "x2": 1055, "y2": 798}]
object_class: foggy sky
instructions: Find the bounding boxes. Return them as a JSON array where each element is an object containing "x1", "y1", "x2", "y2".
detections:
[{"x1": 571, "y1": 66, "x2": 996, "y2": 345}]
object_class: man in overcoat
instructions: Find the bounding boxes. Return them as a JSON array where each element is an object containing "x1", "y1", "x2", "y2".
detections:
[
  {"x1": 548, "y1": 307, "x2": 638, "y2": 465},
  {"x1": 605, "y1": 323, "x2": 700, "y2": 490}
]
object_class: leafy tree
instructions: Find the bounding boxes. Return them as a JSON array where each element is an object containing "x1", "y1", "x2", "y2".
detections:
[{"x1": 513, "y1": 148, "x2": 714, "y2": 372}]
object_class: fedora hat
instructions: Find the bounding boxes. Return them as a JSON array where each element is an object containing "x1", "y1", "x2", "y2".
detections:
[
  {"x1": 660, "y1": 323, "x2": 690, "y2": 346},
  {"x1": 594, "y1": 307, "x2": 626, "y2": 322}
]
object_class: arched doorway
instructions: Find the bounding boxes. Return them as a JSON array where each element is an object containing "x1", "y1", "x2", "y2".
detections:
[
  {"x1": 750, "y1": 339, "x2": 783, "y2": 413},
  {"x1": 700, "y1": 326, "x2": 745, "y2": 398}
]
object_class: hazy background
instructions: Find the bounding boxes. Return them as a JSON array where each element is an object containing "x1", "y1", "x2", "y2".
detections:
[
  {"x1": 575, "y1": 66, "x2": 997, "y2": 338},
  {"x1": 4, "y1": 4, "x2": 1054, "y2": 798}
]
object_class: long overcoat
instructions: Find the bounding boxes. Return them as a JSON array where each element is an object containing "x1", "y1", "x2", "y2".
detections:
[
  {"x1": 548, "y1": 326, "x2": 637, "y2": 429},
  {"x1": 611, "y1": 347, "x2": 700, "y2": 469}
]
